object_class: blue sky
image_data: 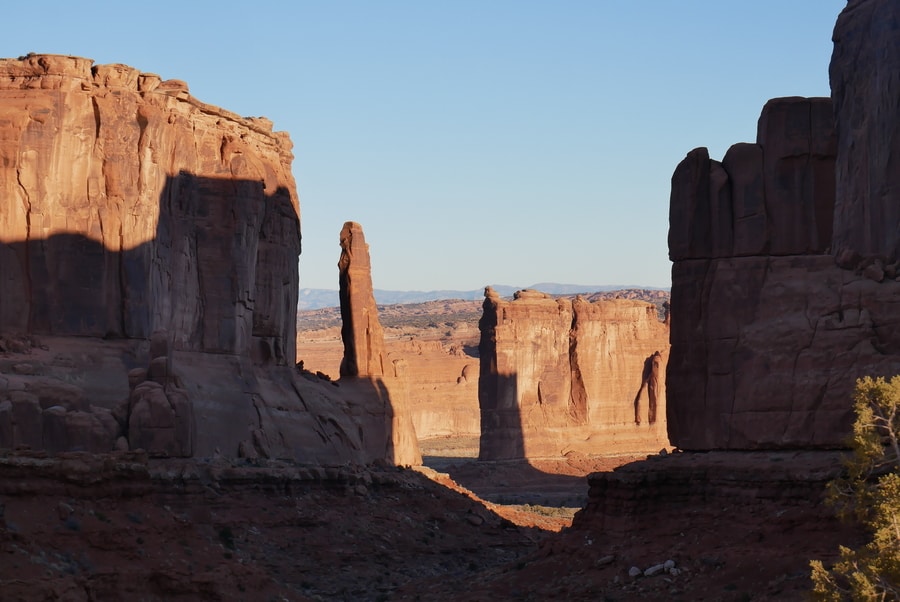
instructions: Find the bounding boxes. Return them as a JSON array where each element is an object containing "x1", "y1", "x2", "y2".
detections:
[{"x1": 3, "y1": 1, "x2": 847, "y2": 291}]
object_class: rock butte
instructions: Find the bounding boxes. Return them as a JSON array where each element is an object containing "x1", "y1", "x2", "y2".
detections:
[
  {"x1": 0, "y1": 54, "x2": 414, "y2": 464},
  {"x1": 478, "y1": 287, "x2": 669, "y2": 459},
  {"x1": 667, "y1": 0, "x2": 900, "y2": 450}
]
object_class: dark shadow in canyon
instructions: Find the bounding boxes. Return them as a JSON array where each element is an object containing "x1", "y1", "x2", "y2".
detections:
[
  {"x1": 425, "y1": 370, "x2": 588, "y2": 508},
  {"x1": 428, "y1": 456, "x2": 593, "y2": 508}
]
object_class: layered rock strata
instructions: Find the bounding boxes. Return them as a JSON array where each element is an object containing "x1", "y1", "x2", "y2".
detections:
[
  {"x1": 0, "y1": 55, "x2": 408, "y2": 464},
  {"x1": 478, "y1": 288, "x2": 669, "y2": 459},
  {"x1": 667, "y1": 4, "x2": 900, "y2": 450}
]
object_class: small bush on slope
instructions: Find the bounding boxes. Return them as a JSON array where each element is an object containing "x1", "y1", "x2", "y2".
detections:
[{"x1": 811, "y1": 376, "x2": 900, "y2": 600}]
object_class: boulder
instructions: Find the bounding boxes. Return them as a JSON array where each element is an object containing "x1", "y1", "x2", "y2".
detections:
[{"x1": 9, "y1": 392, "x2": 42, "y2": 449}]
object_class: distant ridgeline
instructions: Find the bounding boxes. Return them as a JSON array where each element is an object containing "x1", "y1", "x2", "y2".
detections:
[
  {"x1": 298, "y1": 284, "x2": 670, "y2": 311},
  {"x1": 297, "y1": 288, "x2": 670, "y2": 331}
]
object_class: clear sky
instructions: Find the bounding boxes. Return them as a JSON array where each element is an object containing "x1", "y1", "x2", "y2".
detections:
[{"x1": 2, "y1": 1, "x2": 847, "y2": 291}]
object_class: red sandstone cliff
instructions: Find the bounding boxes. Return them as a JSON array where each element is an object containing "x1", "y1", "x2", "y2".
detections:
[
  {"x1": 831, "y1": 0, "x2": 900, "y2": 264},
  {"x1": 478, "y1": 288, "x2": 669, "y2": 459},
  {"x1": 0, "y1": 55, "x2": 413, "y2": 465},
  {"x1": 667, "y1": 1, "x2": 900, "y2": 450}
]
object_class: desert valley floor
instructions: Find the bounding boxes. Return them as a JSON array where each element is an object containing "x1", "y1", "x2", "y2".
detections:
[{"x1": 0, "y1": 442, "x2": 863, "y2": 601}]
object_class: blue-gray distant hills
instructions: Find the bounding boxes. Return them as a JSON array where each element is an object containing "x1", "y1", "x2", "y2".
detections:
[{"x1": 298, "y1": 284, "x2": 669, "y2": 310}]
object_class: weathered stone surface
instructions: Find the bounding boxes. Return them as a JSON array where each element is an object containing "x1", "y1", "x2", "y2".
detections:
[
  {"x1": 757, "y1": 97, "x2": 836, "y2": 254},
  {"x1": 0, "y1": 55, "x2": 417, "y2": 465},
  {"x1": 0, "y1": 55, "x2": 299, "y2": 357},
  {"x1": 9, "y1": 392, "x2": 42, "y2": 449},
  {"x1": 478, "y1": 288, "x2": 669, "y2": 459},
  {"x1": 668, "y1": 255, "x2": 900, "y2": 449},
  {"x1": 296, "y1": 329, "x2": 483, "y2": 442},
  {"x1": 398, "y1": 340, "x2": 480, "y2": 440},
  {"x1": 666, "y1": 24, "x2": 900, "y2": 449},
  {"x1": 126, "y1": 363, "x2": 195, "y2": 458},
  {"x1": 831, "y1": 0, "x2": 900, "y2": 263},
  {"x1": 669, "y1": 97, "x2": 835, "y2": 263},
  {"x1": 338, "y1": 221, "x2": 387, "y2": 378}
]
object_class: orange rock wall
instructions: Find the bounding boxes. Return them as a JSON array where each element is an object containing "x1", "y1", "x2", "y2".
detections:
[
  {"x1": 0, "y1": 54, "x2": 299, "y2": 362},
  {"x1": 478, "y1": 289, "x2": 669, "y2": 459}
]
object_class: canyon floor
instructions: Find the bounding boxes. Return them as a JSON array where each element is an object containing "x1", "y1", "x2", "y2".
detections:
[{"x1": 0, "y1": 446, "x2": 863, "y2": 601}]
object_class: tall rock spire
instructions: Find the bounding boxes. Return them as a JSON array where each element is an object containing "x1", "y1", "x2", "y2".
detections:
[{"x1": 338, "y1": 221, "x2": 387, "y2": 377}]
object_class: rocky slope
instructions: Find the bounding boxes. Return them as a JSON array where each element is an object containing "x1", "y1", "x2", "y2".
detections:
[{"x1": 0, "y1": 449, "x2": 862, "y2": 601}]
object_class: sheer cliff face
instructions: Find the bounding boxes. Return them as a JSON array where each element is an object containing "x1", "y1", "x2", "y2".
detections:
[
  {"x1": 0, "y1": 54, "x2": 299, "y2": 362},
  {"x1": 831, "y1": 0, "x2": 900, "y2": 263},
  {"x1": 478, "y1": 289, "x2": 669, "y2": 460},
  {"x1": 0, "y1": 55, "x2": 411, "y2": 465},
  {"x1": 667, "y1": 2, "x2": 900, "y2": 450}
]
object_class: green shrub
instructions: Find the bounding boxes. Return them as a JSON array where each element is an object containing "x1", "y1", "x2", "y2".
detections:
[{"x1": 811, "y1": 375, "x2": 900, "y2": 600}]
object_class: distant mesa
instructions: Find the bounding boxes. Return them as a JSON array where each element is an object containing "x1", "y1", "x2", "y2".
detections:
[{"x1": 478, "y1": 289, "x2": 670, "y2": 459}]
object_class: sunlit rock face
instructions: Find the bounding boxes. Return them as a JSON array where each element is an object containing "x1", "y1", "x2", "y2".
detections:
[
  {"x1": 666, "y1": 3, "x2": 900, "y2": 450},
  {"x1": 0, "y1": 55, "x2": 409, "y2": 465},
  {"x1": 338, "y1": 221, "x2": 387, "y2": 378},
  {"x1": 0, "y1": 54, "x2": 299, "y2": 358},
  {"x1": 478, "y1": 288, "x2": 669, "y2": 460}
]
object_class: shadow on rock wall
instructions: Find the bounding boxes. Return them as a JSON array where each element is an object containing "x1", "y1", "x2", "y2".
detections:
[
  {"x1": 0, "y1": 172, "x2": 405, "y2": 464},
  {"x1": 478, "y1": 372, "x2": 524, "y2": 460}
]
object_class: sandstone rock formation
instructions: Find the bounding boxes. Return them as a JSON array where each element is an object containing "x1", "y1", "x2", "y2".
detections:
[
  {"x1": 338, "y1": 221, "x2": 388, "y2": 378},
  {"x1": 0, "y1": 54, "x2": 412, "y2": 465},
  {"x1": 398, "y1": 339, "x2": 481, "y2": 440},
  {"x1": 478, "y1": 288, "x2": 669, "y2": 459},
  {"x1": 124, "y1": 331, "x2": 194, "y2": 457},
  {"x1": 667, "y1": 1, "x2": 900, "y2": 449},
  {"x1": 830, "y1": 0, "x2": 900, "y2": 264},
  {"x1": 335, "y1": 221, "x2": 421, "y2": 465},
  {"x1": 295, "y1": 306, "x2": 482, "y2": 443}
]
